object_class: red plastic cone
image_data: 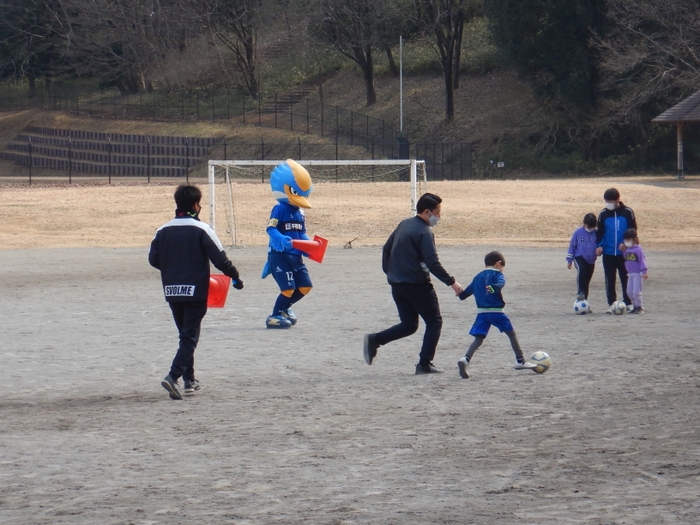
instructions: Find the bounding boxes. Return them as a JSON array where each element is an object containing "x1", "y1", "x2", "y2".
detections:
[
  {"x1": 207, "y1": 274, "x2": 231, "y2": 308},
  {"x1": 292, "y1": 235, "x2": 328, "y2": 263}
]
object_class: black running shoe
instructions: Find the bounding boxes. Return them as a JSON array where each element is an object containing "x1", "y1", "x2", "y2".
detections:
[
  {"x1": 415, "y1": 363, "x2": 444, "y2": 374},
  {"x1": 161, "y1": 375, "x2": 183, "y2": 400},
  {"x1": 184, "y1": 379, "x2": 201, "y2": 393},
  {"x1": 363, "y1": 334, "x2": 378, "y2": 365}
]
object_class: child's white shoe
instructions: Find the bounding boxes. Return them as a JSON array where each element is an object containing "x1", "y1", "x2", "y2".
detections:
[{"x1": 457, "y1": 357, "x2": 470, "y2": 379}]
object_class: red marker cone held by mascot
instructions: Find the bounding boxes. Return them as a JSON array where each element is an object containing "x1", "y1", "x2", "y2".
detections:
[
  {"x1": 207, "y1": 274, "x2": 231, "y2": 308},
  {"x1": 292, "y1": 235, "x2": 328, "y2": 263}
]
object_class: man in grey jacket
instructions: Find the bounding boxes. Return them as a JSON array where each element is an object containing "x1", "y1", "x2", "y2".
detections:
[{"x1": 364, "y1": 193, "x2": 463, "y2": 374}]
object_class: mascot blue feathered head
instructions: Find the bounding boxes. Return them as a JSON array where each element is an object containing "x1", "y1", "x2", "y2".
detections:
[{"x1": 270, "y1": 159, "x2": 312, "y2": 209}]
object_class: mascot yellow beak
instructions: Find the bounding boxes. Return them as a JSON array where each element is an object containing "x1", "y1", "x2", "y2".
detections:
[{"x1": 284, "y1": 159, "x2": 312, "y2": 208}]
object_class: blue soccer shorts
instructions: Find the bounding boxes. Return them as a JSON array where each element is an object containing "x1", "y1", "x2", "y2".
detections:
[
  {"x1": 469, "y1": 312, "x2": 514, "y2": 337},
  {"x1": 269, "y1": 252, "x2": 312, "y2": 291}
]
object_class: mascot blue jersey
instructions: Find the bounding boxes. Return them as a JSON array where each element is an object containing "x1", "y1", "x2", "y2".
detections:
[{"x1": 267, "y1": 201, "x2": 309, "y2": 255}]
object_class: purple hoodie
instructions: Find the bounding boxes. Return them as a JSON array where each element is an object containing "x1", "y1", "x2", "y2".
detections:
[
  {"x1": 566, "y1": 227, "x2": 598, "y2": 265},
  {"x1": 624, "y1": 245, "x2": 648, "y2": 274}
]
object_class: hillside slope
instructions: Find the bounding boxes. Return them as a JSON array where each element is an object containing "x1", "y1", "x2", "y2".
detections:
[{"x1": 303, "y1": 66, "x2": 546, "y2": 148}]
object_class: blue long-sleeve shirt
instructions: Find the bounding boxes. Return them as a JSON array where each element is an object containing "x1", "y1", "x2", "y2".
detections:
[{"x1": 458, "y1": 268, "x2": 506, "y2": 312}]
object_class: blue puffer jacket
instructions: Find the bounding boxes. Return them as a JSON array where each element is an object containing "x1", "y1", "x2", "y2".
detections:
[{"x1": 596, "y1": 202, "x2": 637, "y2": 256}]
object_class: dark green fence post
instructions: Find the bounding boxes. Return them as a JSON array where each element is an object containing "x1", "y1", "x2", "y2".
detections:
[
  {"x1": 28, "y1": 137, "x2": 32, "y2": 185},
  {"x1": 108, "y1": 136, "x2": 112, "y2": 185},
  {"x1": 260, "y1": 138, "x2": 265, "y2": 182}
]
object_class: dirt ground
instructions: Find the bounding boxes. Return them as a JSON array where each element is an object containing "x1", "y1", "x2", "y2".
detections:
[
  {"x1": 1, "y1": 175, "x2": 699, "y2": 250},
  {"x1": 1, "y1": 177, "x2": 699, "y2": 524}
]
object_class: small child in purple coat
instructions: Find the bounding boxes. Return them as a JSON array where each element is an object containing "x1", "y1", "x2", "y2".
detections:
[
  {"x1": 621, "y1": 228, "x2": 648, "y2": 314},
  {"x1": 566, "y1": 213, "x2": 599, "y2": 301}
]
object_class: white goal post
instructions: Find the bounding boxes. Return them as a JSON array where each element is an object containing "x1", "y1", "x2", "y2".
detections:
[{"x1": 207, "y1": 159, "x2": 427, "y2": 246}]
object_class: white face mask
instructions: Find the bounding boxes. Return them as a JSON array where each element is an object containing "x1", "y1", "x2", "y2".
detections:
[
  {"x1": 624, "y1": 241, "x2": 633, "y2": 248},
  {"x1": 428, "y1": 212, "x2": 440, "y2": 227},
  {"x1": 605, "y1": 202, "x2": 616, "y2": 211}
]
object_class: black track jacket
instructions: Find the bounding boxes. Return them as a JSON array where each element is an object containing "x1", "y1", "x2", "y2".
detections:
[
  {"x1": 382, "y1": 216, "x2": 456, "y2": 286},
  {"x1": 149, "y1": 215, "x2": 240, "y2": 302}
]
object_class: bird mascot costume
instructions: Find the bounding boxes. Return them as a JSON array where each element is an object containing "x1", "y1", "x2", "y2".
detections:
[{"x1": 262, "y1": 159, "x2": 315, "y2": 329}]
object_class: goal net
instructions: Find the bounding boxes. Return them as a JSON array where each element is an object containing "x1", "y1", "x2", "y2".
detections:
[{"x1": 206, "y1": 159, "x2": 428, "y2": 247}]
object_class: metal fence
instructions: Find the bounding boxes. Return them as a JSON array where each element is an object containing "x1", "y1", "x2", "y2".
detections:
[
  {"x1": 0, "y1": 82, "x2": 399, "y2": 146},
  {"x1": 1, "y1": 82, "x2": 473, "y2": 181}
]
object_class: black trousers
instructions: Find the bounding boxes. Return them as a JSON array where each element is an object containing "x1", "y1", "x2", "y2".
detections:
[
  {"x1": 602, "y1": 254, "x2": 630, "y2": 305},
  {"x1": 574, "y1": 257, "x2": 595, "y2": 299},
  {"x1": 375, "y1": 283, "x2": 443, "y2": 366},
  {"x1": 168, "y1": 300, "x2": 208, "y2": 381}
]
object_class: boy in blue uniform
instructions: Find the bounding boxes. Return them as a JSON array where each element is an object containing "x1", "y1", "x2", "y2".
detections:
[
  {"x1": 263, "y1": 159, "x2": 314, "y2": 329},
  {"x1": 456, "y1": 251, "x2": 536, "y2": 379}
]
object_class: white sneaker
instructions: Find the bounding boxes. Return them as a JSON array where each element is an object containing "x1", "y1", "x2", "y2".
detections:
[
  {"x1": 457, "y1": 357, "x2": 470, "y2": 379},
  {"x1": 626, "y1": 304, "x2": 635, "y2": 313},
  {"x1": 514, "y1": 361, "x2": 537, "y2": 370},
  {"x1": 605, "y1": 305, "x2": 614, "y2": 314}
]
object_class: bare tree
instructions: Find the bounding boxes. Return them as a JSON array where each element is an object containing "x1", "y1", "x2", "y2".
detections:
[
  {"x1": 60, "y1": 0, "x2": 205, "y2": 93},
  {"x1": 206, "y1": 0, "x2": 262, "y2": 99},
  {"x1": 309, "y1": 0, "x2": 403, "y2": 106},
  {"x1": 597, "y1": 0, "x2": 700, "y2": 113},
  {"x1": 591, "y1": 0, "x2": 700, "y2": 160},
  {"x1": 413, "y1": 0, "x2": 466, "y2": 121},
  {"x1": 0, "y1": 0, "x2": 65, "y2": 91}
]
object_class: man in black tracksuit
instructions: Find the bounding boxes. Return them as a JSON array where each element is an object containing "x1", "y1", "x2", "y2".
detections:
[
  {"x1": 596, "y1": 187, "x2": 637, "y2": 311},
  {"x1": 149, "y1": 184, "x2": 243, "y2": 400},
  {"x1": 363, "y1": 193, "x2": 463, "y2": 374}
]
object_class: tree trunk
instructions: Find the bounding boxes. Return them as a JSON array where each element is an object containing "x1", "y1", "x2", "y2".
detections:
[
  {"x1": 451, "y1": 12, "x2": 464, "y2": 90},
  {"x1": 385, "y1": 46, "x2": 399, "y2": 77},
  {"x1": 444, "y1": 64, "x2": 454, "y2": 121},
  {"x1": 354, "y1": 45, "x2": 376, "y2": 106}
]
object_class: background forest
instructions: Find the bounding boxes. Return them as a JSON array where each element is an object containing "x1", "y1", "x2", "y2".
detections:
[{"x1": 2, "y1": 0, "x2": 700, "y2": 174}]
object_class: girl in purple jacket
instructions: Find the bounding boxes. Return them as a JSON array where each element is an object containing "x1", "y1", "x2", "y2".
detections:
[
  {"x1": 567, "y1": 213, "x2": 599, "y2": 301},
  {"x1": 621, "y1": 228, "x2": 648, "y2": 314}
]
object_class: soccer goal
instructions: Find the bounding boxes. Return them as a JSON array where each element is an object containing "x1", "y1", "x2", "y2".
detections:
[{"x1": 206, "y1": 159, "x2": 428, "y2": 247}]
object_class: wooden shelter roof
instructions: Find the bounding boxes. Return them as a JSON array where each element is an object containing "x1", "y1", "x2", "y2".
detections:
[{"x1": 653, "y1": 90, "x2": 700, "y2": 123}]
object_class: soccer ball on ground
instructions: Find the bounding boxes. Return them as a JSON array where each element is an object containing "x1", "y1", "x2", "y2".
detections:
[
  {"x1": 529, "y1": 351, "x2": 552, "y2": 374},
  {"x1": 611, "y1": 300, "x2": 627, "y2": 315},
  {"x1": 573, "y1": 299, "x2": 591, "y2": 314}
]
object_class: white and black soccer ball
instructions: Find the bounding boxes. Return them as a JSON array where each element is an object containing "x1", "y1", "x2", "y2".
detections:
[
  {"x1": 573, "y1": 299, "x2": 590, "y2": 315},
  {"x1": 530, "y1": 351, "x2": 552, "y2": 374},
  {"x1": 611, "y1": 300, "x2": 627, "y2": 315}
]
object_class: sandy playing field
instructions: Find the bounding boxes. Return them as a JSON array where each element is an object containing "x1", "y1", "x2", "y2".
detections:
[
  {"x1": 1, "y1": 177, "x2": 699, "y2": 524},
  {"x1": 1, "y1": 175, "x2": 699, "y2": 250}
]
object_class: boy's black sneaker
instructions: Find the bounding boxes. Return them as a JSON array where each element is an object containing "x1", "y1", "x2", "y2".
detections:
[
  {"x1": 184, "y1": 379, "x2": 201, "y2": 393},
  {"x1": 363, "y1": 334, "x2": 378, "y2": 365},
  {"x1": 415, "y1": 363, "x2": 444, "y2": 374},
  {"x1": 161, "y1": 375, "x2": 183, "y2": 400}
]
